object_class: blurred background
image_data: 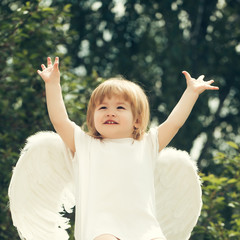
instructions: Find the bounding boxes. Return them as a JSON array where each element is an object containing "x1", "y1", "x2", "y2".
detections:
[{"x1": 0, "y1": 0, "x2": 239, "y2": 239}]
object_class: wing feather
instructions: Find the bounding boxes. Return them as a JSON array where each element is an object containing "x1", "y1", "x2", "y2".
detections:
[
  {"x1": 154, "y1": 147, "x2": 202, "y2": 240},
  {"x1": 8, "y1": 131, "x2": 75, "y2": 240}
]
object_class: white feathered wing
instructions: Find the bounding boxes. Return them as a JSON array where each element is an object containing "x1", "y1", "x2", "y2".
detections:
[
  {"x1": 154, "y1": 147, "x2": 202, "y2": 240},
  {"x1": 8, "y1": 131, "x2": 75, "y2": 240},
  {"x1": 9, "y1": 132, "x2": 202, "y2": 240}
]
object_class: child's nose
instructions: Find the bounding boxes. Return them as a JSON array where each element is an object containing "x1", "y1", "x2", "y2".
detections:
[
  {"x1": 107, "y1": 112, "x2": 116, "y2": 117},
  {"x1": 106, "y1": 109, "x2": 116, "y2": 117}
]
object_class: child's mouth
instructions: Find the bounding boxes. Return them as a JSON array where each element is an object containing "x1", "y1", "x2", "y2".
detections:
[{"x1": 104, "y1": 120, "x2": 118, "y2": 124}]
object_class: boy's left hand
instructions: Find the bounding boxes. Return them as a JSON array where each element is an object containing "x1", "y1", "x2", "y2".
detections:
[{"x1": 182, "y1": 71, "x2": 219, "y2": 94}]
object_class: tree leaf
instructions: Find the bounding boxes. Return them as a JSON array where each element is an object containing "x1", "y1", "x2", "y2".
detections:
[{"x1": 227, "y1": 141, "x2": 239, "y2": 150}]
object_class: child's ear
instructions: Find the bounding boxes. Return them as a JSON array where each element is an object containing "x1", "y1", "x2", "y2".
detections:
[{"x1": 134, "y1": 118, "x2": 141, "y2": 128}]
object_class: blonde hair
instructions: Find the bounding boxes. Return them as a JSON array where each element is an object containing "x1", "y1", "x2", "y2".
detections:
[{"x1": 86, "y1": 77, "x2": 150, "y2": 140}]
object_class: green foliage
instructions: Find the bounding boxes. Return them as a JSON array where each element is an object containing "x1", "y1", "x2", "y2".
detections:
[
  {"x1": 192, "y1": 143, "x2": 240, "y2": 240},
  {"x1": 0, "y1": 1, "x2": 84, "y2": 239},
  {"x1": 1, "y1": 0, "x2": 240, "y2": 239}
]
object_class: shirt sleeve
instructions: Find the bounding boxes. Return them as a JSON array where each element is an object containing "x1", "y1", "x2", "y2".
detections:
[
  {"x1": 74, "y1": 124, "x2": 86, "y2": 147},
  {"x1": 73, "y1": 123, "x2": 91, "y2": 163},
  {"x1": 72, "y1": 123, "x2": 93, "y2": 197},
  {"x1": 147, "y1": 127, "x2": 160, "y2": 168}
]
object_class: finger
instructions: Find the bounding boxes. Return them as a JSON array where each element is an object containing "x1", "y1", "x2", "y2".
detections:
[
  {"x1": 54, "y1": 56, "x2": 59, "y2": 63},
  {"x1": 206, "y1": 79, "x2": 215, "y2": 85},
  {"x1": 206, "y1": 85, "x2": 219, "y2": 90},
  {"x1": 47, "y1": 57, "x2": 52, "y2": 67},
  {"x1": 37, "y1": 70, "x2": 42, "y2": 75},
  {"x1": 182, "y1": 71, "x2": 192, "y2": 81},
  {"x1": 54, "y1": 57, "x2": 59, "y2": 69},
  {"x1": 197, "y1": 75, "x2": 205, "y2": 81},
  {"x1": 41, "y1": 64, "x2": 46, "y2": 70}
]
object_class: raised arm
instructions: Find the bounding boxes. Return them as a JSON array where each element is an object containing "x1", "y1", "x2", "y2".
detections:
[
  {"x1": 37, "y1": 57, "x2": 75, "y2": 152},
  {"x1": 157, "y1": 71, "x2": 219, "y2": 152}
]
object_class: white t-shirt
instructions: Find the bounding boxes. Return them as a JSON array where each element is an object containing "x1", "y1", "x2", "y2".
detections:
[{"x1": 73, "y1": 124, "x2": 166, "y2": 240}]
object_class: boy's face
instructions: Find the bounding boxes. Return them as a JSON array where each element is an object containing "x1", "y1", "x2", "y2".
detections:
[{"x1": 94, "y1": 96, "x2": 138, "y2": 139}]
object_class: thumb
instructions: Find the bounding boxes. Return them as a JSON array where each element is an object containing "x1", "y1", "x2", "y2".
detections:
[{"x1": 182, "y1": 71, "x2": 192, "y2": 81}]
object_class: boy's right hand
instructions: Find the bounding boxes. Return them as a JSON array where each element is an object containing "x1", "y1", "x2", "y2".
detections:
[{"x1": 37, "y1": 57, "x2": 60, "y2": 83}]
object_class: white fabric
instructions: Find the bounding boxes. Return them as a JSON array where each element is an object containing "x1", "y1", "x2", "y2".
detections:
[{"x1": 73, "y1": 124, "x2": 166, "y2": 240}]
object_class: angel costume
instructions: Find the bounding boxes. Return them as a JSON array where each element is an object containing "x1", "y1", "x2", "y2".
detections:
[{"x1": 8, "y1": 124, "x2": 202, "y2": 240}]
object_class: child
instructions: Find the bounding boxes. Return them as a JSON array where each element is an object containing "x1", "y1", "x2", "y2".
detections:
[{"x1": 36, "y1": 56, "x2": 218, "y2": 240}]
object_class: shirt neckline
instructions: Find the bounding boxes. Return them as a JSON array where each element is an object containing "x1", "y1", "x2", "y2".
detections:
[{"x1": 103, "y1": 137, "x2": 134, "y2": 143}]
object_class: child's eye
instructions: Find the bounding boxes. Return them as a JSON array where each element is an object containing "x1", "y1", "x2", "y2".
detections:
[
  {"x1": 117, "y1": 106, "x2": 125, "y2": 109},
  {"x1": 99, "y1": 106, "x2": 107, "y2": 110}
]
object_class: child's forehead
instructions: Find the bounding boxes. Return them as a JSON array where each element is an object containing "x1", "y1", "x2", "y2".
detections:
[{"x1": 98, "y1": 95, "x2": 130, "y2": 104}]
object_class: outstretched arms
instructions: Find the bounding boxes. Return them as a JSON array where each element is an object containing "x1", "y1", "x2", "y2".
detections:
[
  {"x1": 157, "y1": 71, "x2": 219, "y2": 152},
  {"x1": 37, "y1": 57, "x2": 75, "y2": 152}
]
